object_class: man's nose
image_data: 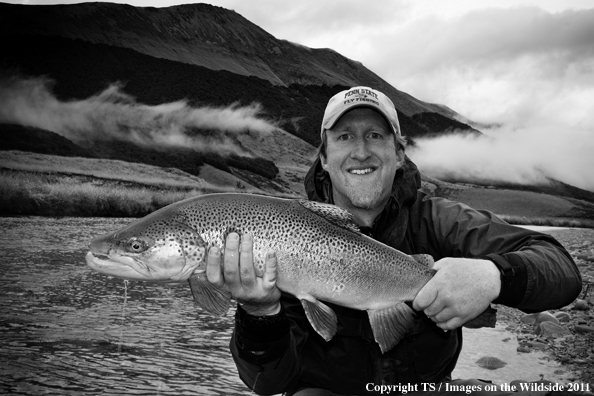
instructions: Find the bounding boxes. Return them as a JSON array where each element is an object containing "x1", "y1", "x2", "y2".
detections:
[{"x1": 351, "y1": 139, "x2": 371, "y2": 160}]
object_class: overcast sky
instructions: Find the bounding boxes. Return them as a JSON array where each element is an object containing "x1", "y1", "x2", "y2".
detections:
[{"x1": 6, "y1": 0, "x2": 594, "y2": 191}]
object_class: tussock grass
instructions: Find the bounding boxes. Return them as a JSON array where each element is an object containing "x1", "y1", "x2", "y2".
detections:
[
  {"x1": 499, "y1": 214, "x2": 594, "y2": 229},
  {"x1": 0, "y1": 172, "x2": 202, "y2": 217}
]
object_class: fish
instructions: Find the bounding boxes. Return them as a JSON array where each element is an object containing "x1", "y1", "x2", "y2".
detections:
[{"x1": 86, "y1": 193, "x2": 437, "y2": 353}]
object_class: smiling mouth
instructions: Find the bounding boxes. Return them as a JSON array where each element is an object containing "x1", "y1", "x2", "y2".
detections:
[{"x1": 348, "y1": 167, "x2": 377, "y2": 175}]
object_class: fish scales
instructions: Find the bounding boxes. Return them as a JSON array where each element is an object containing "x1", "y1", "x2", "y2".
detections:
[
  {"x1": 173, "y1": 194, "x2": 430, "y2": 308},
  {"x1": 86, "y1": 193, "x2": 436, "y2": 352}
]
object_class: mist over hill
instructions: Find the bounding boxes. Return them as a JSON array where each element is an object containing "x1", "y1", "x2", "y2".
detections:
[
  {"x1": 1, "y1": 1, "x2": 593, "y2": 220},
  {"x1": 0, "y1": 1, "x2": 471, "y2": 194}
]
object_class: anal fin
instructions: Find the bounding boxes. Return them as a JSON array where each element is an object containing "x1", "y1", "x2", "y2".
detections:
[
  {"x1": 300, "y1": 297, "x2": 338, "y2": 342},
  {"x1": 368, "y1": 303, "x2": 416, "y2": 353},
  {"x1": 188, "y1": 272, "x2": 231, "y2": 316}
]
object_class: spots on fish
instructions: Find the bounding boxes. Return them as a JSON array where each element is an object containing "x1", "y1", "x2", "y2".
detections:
[
  {"x1": 332, "y1": 283, "x2": 345, "y2": 293},
  {"x1": 107, "y1": 194, "x2": 432, "y2": 298}
]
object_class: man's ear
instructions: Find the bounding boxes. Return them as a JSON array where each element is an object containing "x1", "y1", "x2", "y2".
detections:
[
  {"x1": 396, "y1": 148, "x2": 405, "y2": 168},
  {"x1": 320, "y1": 154, "x2": 328, "y2": 170}
]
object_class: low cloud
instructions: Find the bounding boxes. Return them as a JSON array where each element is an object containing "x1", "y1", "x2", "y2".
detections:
[
  {"x1": 0, "y1": 76, "x2": 279, "y2": 156},
  {"x1": 408, "y1": 123, "x2": 594, "y2": 192}
]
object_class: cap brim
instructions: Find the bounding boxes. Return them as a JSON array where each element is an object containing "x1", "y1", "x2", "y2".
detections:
[{"x1": 323, "y1": 103, "x2": 399, "y2": 135}]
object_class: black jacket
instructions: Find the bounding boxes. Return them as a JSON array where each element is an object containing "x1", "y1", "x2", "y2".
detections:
[{"x1": 230, "y1": 156, "x2": 582, "y2": 395}]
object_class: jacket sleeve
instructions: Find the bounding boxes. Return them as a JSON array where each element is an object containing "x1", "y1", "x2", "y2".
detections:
[
  {"x1": 229, "y1": 294, "x2": 308, "y2": 395},
  {"x1": 419, "y1": 197, "x2": 582, "y2": 313}
]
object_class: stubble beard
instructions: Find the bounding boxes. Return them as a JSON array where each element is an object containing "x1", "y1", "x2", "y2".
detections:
[{"x1": 341, "y1": 179, "x2": 387, "y2": 210}]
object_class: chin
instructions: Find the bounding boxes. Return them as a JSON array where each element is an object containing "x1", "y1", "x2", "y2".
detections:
[{"x1": 347, "y1": 190, "x2": 386, "y2": 210}]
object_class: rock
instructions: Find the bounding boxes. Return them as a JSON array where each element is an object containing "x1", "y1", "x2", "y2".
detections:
[
  {"x1": 534, "y1": 321, "x2": 571, "y2": 337},
  {"x1": 535, "y1": 311, "x2": 560, "y2": 326},
  {"x1": 522, "y1": 313, "x2": 540, "y2": 325},
  {"x1": 574, "y1": 299, "x2": 590, "y2": 310},
  {"x1": 528, "y1": 341, "x2": 548, "y2": 350},
  {"x1": 574, "y1": 325, "x2": 594, "y2": 334},
  {"x1": 517, "y1": 345, "x2": 531, "y2": 353},
  {"x1": 554, "y1": 311, "x2": 572, "y2": 323},
  {"x1": 475, "y1": 356, "x2": 507, "y2": 370},
  {"x1": 510, "y1": 379, "x2": 528, "y2": 389}
]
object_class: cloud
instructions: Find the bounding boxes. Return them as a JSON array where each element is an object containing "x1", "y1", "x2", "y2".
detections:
[
  {"x1": 384, "y1": 6, "x2": 594, "y2": 193},
  {"x1": 0, "y1": 76, "x2": 279, "y2": 156},
  {"x1": 376, "y1": 7, "x2": 594, "y2": 119},
  {"x1": 408, "y1": 122, "x2": 594, "y2": 192}
]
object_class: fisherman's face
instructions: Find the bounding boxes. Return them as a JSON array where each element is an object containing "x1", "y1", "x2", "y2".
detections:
[{"x1": 321, "y1": 108, "x2": 404, "y2": 211}]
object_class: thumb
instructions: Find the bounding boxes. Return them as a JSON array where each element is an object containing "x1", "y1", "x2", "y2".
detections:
[{"x1": 412, "y1": 281, "x2": 438, "y2": 312}]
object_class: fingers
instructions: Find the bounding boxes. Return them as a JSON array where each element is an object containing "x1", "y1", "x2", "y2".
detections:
[
  {"x1": 209, "y1": 232, "x2": 267, "y2": 289},
  {"x1": 413, "y1": 279, "x2": 451, "y2": 329},
  {"x1": 263, "y1": 251, "x2": 277, "y2": 290},
  {"x1": 206, "y1": 232, "x2": 280, "y2": 314},
  {"x1": 206, "y1": 246, "x2": 223, "y2": 286},
  {"x1": 239, "y1": 234, "x2": 256, "y2": 288},
  {"x1": 412, "y1": 281, "x2": 438, "y2": 312},
  {"x1": 414, "y1": 258, "x2": 501, "y2": 331},
  {"x1": 222, "y1": 232, "x2": 240, "y2": 286}
]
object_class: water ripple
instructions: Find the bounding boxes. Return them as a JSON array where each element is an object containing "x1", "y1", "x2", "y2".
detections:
[{"x1": 0, "y1": 217, "x2": 251, "y2": 395}]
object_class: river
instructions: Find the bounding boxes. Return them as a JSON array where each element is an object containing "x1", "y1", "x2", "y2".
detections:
[{"x1": 0, "y1": 217, "x2": 573, "y2": 395}]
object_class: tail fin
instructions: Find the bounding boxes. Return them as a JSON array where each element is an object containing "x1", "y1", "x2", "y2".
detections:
[{"x1": 188, "y1": 272, "x2": 231, "y2": 316}]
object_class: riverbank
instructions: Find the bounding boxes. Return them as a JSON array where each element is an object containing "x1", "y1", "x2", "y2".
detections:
[{"x1": 492, "y1": 227, "x2": 594, "y2": 390}]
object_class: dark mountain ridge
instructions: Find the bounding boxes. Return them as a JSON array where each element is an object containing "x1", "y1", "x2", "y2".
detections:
[
  {"x1": 0, "y1": 2, "x2": 453, "y2": 118},
  {"x1": 0, "y1": 32, "x2": 433, "y2": 147}
]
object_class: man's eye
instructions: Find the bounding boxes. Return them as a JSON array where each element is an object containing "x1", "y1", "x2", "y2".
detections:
[
  {"x1": 368, "y1": 132, "x2": 384, "y2": 139},
  {"x1": 337, "y1": 134, "x2": 351, "y2": 141}
]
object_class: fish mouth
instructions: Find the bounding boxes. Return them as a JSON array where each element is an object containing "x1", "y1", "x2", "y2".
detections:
[{"x1": 85, "y1": 251, "x2": 154, "y2": 280}]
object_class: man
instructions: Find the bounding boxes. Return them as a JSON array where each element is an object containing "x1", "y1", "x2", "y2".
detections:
[{"x1": 206, "y1": 86, "x2": 582, "y2": 395}]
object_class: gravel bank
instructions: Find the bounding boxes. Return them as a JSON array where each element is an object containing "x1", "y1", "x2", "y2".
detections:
[{"x1": 495, "y1": 227, "x2": 594, "y2": 393}]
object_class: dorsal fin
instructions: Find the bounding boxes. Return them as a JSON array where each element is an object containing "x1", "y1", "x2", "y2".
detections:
[{"x1": 298, "y1": 200, "x2": 360, "y2": 233}]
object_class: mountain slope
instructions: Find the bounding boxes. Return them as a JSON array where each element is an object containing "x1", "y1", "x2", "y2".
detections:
[{"x1": 0, "y1": 2, "x2": 449, "y2": 118}]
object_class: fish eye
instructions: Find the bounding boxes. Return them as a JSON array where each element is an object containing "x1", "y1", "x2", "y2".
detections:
[{"x1": 126, "y1": 237, "x2": 148, "y2": 253}]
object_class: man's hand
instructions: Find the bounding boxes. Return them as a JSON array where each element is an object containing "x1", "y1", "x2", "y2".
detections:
[
  {"x1": 412, "y1": 258, "x2": 501, "y2": 331},
  {"x1": 206, "y1": 232, "x2": 281, "y2": 316}
]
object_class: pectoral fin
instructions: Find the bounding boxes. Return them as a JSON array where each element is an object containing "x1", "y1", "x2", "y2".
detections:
[
  {"x1": 188, "y1": 272, "x2": 231, "y2": 316},
  {"x1": 300, "y1": 297, "x2": 338, "y2": 342},
  {"x1": 368, "y1": 303, "x2": 416, "y2": 353}
]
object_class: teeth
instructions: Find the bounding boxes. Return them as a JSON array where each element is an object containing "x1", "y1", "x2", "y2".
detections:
[{"x1": 350, "y1": 168, "x2": 374, "y2": 175}]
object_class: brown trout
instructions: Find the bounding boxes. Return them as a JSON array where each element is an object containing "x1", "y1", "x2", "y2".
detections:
[{"x1": 86, "y1": 193, "x2": 436, "y2": 352}]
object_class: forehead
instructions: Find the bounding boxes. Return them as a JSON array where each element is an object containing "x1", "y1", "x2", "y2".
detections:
[{"x1": 331, "y1": 107, "x2": 391, "y2": 131}]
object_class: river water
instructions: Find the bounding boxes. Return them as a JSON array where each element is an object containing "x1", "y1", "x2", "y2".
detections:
[{"x1": 0, "y1": 217, "x2": 573, "y2": 395}]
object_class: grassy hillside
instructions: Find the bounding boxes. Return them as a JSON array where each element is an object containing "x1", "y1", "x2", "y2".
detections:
[
  {"x1": 3, "y1": 150, "x2": 594, "y2": 227},
  {"x1": 0, "y1": 150, "x2": 297, "y2": 217},
  {"x1": 420, "y1": 175, "x2": 594, "y2": 228}
]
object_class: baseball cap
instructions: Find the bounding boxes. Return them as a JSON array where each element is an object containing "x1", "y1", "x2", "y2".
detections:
[{"x1": 321, "y1": 86, "x2": 401, "y2": 137}]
